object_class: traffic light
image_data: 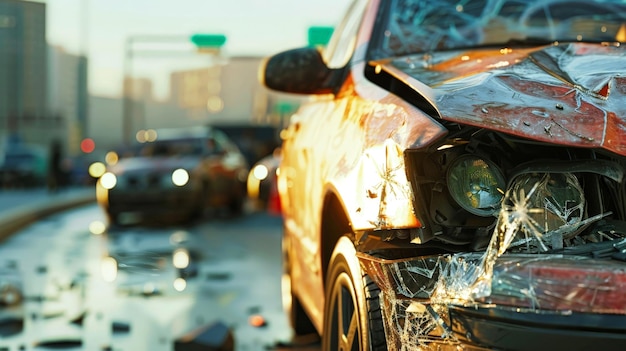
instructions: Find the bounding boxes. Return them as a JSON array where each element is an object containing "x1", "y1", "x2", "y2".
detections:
[{"x1": 80, "y1": 138, "x2": 95, "y2": 153}]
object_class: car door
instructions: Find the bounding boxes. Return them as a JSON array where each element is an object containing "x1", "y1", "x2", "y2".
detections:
[{"x1": 280, "y1": 0, "x2": 370, "y2": 325}]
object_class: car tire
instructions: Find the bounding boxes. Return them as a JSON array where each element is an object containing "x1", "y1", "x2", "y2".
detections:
[{"x1": 322, "y1": 237, "x2": 387, "y2": 351}]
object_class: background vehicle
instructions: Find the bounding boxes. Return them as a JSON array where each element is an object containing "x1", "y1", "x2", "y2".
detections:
[
  {"x1": 95, "y1": 126, "x2": 248, "y2": 226},
  {"x1": 261, "y1": 0, "x2": 626, "y2": 350},
  {"x1": 212, "y1": 124, "x2": 281, "y2": 167},
  {"x1": 246, "y1": 147, "x2": 281, "y2": 213},
  {"x1": 0, "y1": 144, "x2": 47, "y2": 188}
]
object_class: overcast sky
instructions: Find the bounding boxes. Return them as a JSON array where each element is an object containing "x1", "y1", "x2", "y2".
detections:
[{"x1": 44, "y1": 0, "x2": 351, "y2": 97}]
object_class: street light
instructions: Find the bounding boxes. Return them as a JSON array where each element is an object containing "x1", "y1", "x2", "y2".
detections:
[{"x1": 122, "y1": 34, "x2": 226, "y2": 145}]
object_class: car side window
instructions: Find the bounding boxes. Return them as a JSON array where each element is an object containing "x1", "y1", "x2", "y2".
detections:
[{"x1": 323, "y1": 0, "x2": 369, "y2": 69}]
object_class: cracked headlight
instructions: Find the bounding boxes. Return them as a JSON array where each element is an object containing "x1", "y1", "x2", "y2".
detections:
[
  {"x1": 506, "y1": 173, "x2": 585, "y2": 237},
  {"x1": 447, "y1": 155, "x2": 505, "y2": 216}
]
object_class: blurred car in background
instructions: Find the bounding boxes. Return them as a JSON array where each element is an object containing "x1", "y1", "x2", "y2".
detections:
[
  {"x1": 212, "y1": 123, "x2": 281, "y2": 166},
  {"x1": 95, "y1": 126, "x2": 248, "y2": 226},
  {"x1": 0, "y1": 143, "x2": 47, "y2": 188},
  {"x1": 246, "y1": 147, "x2": 281, "y2": 214},
  {"x1": 261, "y1": 0, "x2": 626, "y2": 350}
]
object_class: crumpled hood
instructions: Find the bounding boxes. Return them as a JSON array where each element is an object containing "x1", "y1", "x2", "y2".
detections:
[{"x1": 382, "y1": 42, "x2": 626, "y2": 156}]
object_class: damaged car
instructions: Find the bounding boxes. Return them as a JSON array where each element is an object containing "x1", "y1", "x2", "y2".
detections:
[{"x1": 260, "y1": 0, "x2": 626, "y2": 350}]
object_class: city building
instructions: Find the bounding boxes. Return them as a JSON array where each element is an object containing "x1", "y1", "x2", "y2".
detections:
[
  {"x1": 166, "y1": 56, "x2": 268, "y2": 126},
  {"x1": 0, "y1": 0, "x2": 56, "y2": 148},
  {"x1": 90, "y1": 56, "x2": 269, "y2": 153},
  {"x1": 48, "y1": 45, "x2": 89, "y2": 156}
]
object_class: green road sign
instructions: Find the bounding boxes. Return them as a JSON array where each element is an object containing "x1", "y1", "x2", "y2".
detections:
[
  {"x1": 190, "y1": 34, "x2": 227, "y2": 48},
  {"x1": 308, "y1": 26, "x2": 334, "y2": 47}
]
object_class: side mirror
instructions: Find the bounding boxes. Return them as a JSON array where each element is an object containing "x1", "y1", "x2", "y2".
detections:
[{"x1": 261, "y1": 47, "x2": 338, "y2": 95}]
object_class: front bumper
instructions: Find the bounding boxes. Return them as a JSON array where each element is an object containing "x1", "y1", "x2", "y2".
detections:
[
  {"x1": 450, "y1": 305, "x2": 626, "y2": 350},
  {"x1": 358, "y1": 252, "x2": 626, "y2": 351}
]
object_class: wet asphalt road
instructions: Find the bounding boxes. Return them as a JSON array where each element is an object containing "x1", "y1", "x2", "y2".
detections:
[{"x1": 0, "y1": 201, "x2": 322, "y2": 351}]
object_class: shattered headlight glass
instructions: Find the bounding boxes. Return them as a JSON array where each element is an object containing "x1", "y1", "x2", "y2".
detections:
[
  {"x1": 447, "y1": 155, "x2": 505, "y2": 217},
  {"x1": 499, "y1": 173, "x2": 586, "y2": 251}
]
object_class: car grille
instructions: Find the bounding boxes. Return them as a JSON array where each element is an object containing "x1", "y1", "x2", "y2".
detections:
[{"x1": 124, "y1": 173, "x2": 165, "y2": 188}]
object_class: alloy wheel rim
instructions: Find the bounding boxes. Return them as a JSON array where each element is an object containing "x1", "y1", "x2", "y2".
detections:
[{"x1": 328, "y1": 271, "x2": 361, "y2": 351}]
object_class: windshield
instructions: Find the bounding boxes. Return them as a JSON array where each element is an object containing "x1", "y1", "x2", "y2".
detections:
[
  {"x1": 135, "y1": 138, "x2": 207, "y2": 158},
  {"x1": 372, "y1": 0, "x2": 626, "y2": 58}
]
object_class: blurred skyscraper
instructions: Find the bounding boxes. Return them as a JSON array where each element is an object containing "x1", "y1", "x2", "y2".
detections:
[
  {"x1": 167, "y1": 56, "x2": 268, "y2": 126},
  {"x1": 48, "y1": 45, "x2": 89, "y2": 156},
  {"x1": 0, "y1": 0, "x2": 49, "y2": 146},
  {"x1": 0, "y1": 0, "x2": 88, "y2": 158}
]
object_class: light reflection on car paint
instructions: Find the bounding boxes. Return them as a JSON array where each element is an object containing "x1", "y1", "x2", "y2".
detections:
[{"x1": 280, "y1": 93, "x2": 447, "y2": 234}]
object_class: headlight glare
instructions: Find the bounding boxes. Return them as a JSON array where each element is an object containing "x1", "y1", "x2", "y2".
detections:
[
  {"x1": 172, "y1": 248, "x2": 190, "y2": 269},
  {"x1": 100, "y1": 172, "x2": 117, "y2": 190},
  {"x1": 252, "y1": 164, "x2": 269, "y2": 181},
  {"x1": 172, "y1": 168, "x2": 189, "y2": 186},
  {"x1": 89, "y1": 162, "x2": 106, "y2": 178},
  {"x1": 447, "y1": 155, "x2": 505, "y2": 216}
]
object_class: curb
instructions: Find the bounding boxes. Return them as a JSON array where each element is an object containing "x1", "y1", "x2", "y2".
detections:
[{"x1": 0, "y1": 191, "x2": 96, "y2": 243}]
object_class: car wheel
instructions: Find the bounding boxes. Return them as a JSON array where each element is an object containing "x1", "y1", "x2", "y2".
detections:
[
  {"x1": 323, "y1": 237, "x2": 387, "y2": 351},
  {"x1": 282, "y1": 237, "x2": 318, "y2": 337}
]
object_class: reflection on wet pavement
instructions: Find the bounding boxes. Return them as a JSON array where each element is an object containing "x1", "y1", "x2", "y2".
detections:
[{"x1": 0, "y1": 205, "x2": 296, "y2": 351}]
